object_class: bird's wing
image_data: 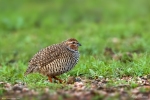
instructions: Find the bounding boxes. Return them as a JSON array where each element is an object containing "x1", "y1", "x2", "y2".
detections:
[{"x1": 24, "y1": 44, "x2": 63, "y2": 75}]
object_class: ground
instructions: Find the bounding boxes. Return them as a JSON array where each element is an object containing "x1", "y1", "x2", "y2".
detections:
[{"x1": 0, "y1": 0, "x2": 150, "y2": 100}]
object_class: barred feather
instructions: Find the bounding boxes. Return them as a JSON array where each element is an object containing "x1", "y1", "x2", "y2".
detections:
[{"x1": 24, "y1": 38, "x2": 81, "y2": 77}]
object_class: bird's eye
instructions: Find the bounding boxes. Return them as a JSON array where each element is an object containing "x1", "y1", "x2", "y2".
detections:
[{"x1": 72, "y1": 42, "x2": 76, "y2": 44}]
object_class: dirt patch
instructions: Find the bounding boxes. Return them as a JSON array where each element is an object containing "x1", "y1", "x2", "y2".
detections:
[{"x1": 1, "y1": 75, "x2": 150, "y2": 100}]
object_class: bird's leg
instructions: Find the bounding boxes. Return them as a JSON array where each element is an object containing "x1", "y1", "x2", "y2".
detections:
[
  {"x1": 47, "y1": 75, "x2": 52, "y2": 82},
  {"x1": 53, "y1": 76, "x2": 63, "y2": 83}
]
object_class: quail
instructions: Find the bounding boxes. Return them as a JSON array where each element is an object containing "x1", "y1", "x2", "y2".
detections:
[{"x1": 24, "y1": 38, "x2": 81, "y2": 83}]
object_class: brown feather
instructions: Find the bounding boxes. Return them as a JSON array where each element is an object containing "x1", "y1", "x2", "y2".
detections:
[{"x1": 24, "y1": 38, "x2": 81, "y2": 83}]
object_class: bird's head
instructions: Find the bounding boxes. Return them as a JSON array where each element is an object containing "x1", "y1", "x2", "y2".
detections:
[{"x1": 64, "y1": 38, "x2": 81, "y2": 51}]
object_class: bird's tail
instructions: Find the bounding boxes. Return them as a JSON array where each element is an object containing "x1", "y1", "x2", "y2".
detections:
[
  {"x1": 24, "y1": 69, "x2": 31, "y2": 76},
  {"x1": 24, "y1": 65, "x2": 39, "y2": 76},
  {"x1": 24, "y1": 66, "x2": 33, "y2": 76}
]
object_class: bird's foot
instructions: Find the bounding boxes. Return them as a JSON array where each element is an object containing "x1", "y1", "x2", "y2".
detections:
[{"x1": 53, "y1": 76, "x2": 63, "y2": 83}]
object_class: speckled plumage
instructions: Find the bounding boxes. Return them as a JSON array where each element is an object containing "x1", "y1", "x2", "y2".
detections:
[{"x1": 24, "y1": 38, "x2": 81, "y2": 83}]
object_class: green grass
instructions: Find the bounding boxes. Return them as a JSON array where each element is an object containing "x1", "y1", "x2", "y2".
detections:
[{"x1": 0, "y1": 0, "x2": 150, "y2": 99}]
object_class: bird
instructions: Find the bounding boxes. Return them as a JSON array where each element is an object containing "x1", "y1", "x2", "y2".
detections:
[{"x1": 24, "y1": 38, "x2": 81, "y2": 83}]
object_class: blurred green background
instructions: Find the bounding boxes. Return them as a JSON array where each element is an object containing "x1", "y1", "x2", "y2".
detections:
[{"x1": 0, "y1": 0, "x2": 150, "y2": 64}]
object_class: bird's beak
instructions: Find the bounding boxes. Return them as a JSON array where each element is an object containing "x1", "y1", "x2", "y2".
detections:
[{"x1": 78, "y1": 43, "x2": 81, "y2": 46}]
